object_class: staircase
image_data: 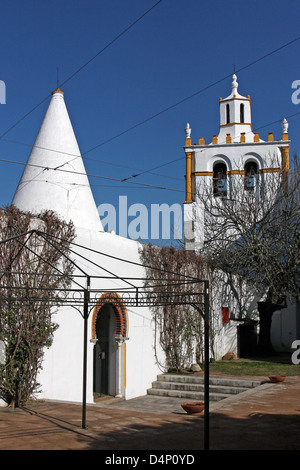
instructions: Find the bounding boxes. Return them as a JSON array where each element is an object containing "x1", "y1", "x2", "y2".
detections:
[{"x1": 147, "y1": 374, "x2": 262, "y2": 402}]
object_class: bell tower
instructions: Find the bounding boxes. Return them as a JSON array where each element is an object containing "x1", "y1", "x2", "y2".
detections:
[
  {"x1": 218, "y1": 73, "x2": 253, "y2": 143},
  {"x1": 183, "y1": 74, "x2": 290, "y2": 251}
]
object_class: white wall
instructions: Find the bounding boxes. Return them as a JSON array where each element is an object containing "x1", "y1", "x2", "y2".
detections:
[
  {"x1": 271, "y1": 299, "x2": 300, "y2": 352},
  {"x1": 36, "y1": 228, "x2": 163, "y2": 404}
]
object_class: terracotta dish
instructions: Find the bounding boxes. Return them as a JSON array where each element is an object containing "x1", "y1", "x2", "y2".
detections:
[
  {"x1": 268, "y1": 375, "x2": 286, "y2": 383},
  {"x1": 181, "y1": 402, "x2": 205, "y2": 414}
]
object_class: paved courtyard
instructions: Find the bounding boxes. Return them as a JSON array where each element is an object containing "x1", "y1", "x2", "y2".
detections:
[{"x1": 0, "y1": 375, "x2": 300, "y2": 452}]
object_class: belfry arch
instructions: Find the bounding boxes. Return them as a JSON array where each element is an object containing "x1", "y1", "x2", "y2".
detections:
[{"x1": 91, "y1": 292, "x2": 128, "y2": 399}]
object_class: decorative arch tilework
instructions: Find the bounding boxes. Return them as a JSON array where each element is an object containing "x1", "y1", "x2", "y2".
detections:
[{"x1": 91, "y1": 292, "x2": 128, "y2": 340}]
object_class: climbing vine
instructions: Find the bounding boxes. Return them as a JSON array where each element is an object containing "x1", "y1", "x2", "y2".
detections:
[
  {"x1": 140, "y1": 244, "x2": 212, "y2": 371},
  {"x1": 0, "y1": 205, "x2": 75, "y2": 407}
]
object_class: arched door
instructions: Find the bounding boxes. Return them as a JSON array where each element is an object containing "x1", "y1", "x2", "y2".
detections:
[
  {"x1": 92, "y1": 293, "x2": 128, "y2": 399},
  {"x1": 93, "y1": 303, "x2": 117, "y2": 397}
]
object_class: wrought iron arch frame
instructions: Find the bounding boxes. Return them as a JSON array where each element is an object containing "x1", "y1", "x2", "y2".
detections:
[{"x1": 0, "y1": 229, "x2": 210, "y2": 450}]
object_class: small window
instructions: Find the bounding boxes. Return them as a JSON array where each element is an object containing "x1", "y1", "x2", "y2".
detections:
[
  {"x1": 226, "y1": 104, "x2": 230, "y2": 124},
  {"x1": 244, "y1": 162, "x2": 258, "y2": 191},
  {"x1": 213, "y1": 162, "x2": 227, "y2": 197},
  {"x1": 240, "y1": 103, "x2": 244, "y2": 123}
]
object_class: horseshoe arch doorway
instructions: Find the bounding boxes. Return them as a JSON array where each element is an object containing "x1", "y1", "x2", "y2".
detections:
[{"x1": 91, "y1": 293, "x2": 128, "y2": 399}]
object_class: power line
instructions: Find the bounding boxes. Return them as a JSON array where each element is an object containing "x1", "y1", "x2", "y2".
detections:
[
  {"x1": 1, "y1": 103, "x2": 298, "y2": 197},
  {"x1": 1, "y1": 33, "x2": 299, "y2": 172},
  {"x1": 60, "y1": 0, "x2": 163, "y2": 89},
  {"x1": 1, "y1": 107, "x2": 299, "y2": 195},
  {"x1": 0, "y1": 33, "x2": 299, "y2": 191},
  {"x1": 253, "y1": 110, "x2": 300, "y2": 132},
  {"x1": 0, "y1": 156, "x2": 185, "y2": 194},
  {"x1": 82, "y1": 35, "x2": 300, "y2": 160},
  {"x1": 1, "y1": 33, "x2": 299, "y2": 162},
  {"x1": 120, "y1": 110, "x2": 300, "y2": 182},
  {"x1": 0, "y1": 0, "x2": 163, "y2": 140},
  {"x1": 0, "y1": 137, "x2": 182, "y2": 182},
  {"x1": 2, "y1": 33, "x2": 300, "y2": 186},
  {"x1": 81, "y1": 37, "x2": 300, "y2": 181}
]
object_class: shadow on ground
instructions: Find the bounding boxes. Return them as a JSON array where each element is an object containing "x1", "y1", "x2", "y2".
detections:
[
  {"x1": 82, "y1": 410, "x2": 300, "y2": 450},
  {"x1": 0, "y1": 400, "x2": 300, "y2": 451}
]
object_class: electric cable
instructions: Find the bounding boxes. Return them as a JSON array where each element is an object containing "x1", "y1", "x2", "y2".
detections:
[
  {"x1": 0, "y1": 108, "x2": 298, "y2": 195},
  {"x1": 0, "y1": 31, "x2": 299, "y2": 193},
  {"x1": 0, "y1": 137, "x2": 182, "y2": 182},
  {"x1": 0, "y1": 156, "x2": 185, "y2": 194},
  {"x1": 1, "y1": 34, "x2": 298, "y2": 185},
  {"x1": 83, "y1": 36, "x2": 300, "y2": 160},
  {"x1": 0, "y1": 0, "x2": 163, "y2": 140}
]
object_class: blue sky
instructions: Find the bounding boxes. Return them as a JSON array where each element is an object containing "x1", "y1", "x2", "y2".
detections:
[{"x1": 0, "y1": 0, "x2": 299, "y2": 244}]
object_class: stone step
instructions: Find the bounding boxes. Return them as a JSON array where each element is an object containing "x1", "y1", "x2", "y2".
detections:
[
  {"x1": 147, "y1": 373, "x2": 262, "y2": 401},
  {"x1": 156, "y1": 373, "x2": 261, "y2": 388},
  {"x1": 147, "y1": 387, "x2": 230, "y2": 401},
  {"x1": 151, "y1": 380, "x2": 249, "y2": 395}
]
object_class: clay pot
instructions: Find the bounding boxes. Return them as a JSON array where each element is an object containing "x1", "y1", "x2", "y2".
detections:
[
  {"x1": 181, "y1": 402, "x2": 204, "y2": 414},
  {"x1": 268, "y1": 375, "x2": 286, "y2": 383}
]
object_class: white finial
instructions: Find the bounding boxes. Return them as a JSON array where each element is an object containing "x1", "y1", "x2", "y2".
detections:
[
  {"x1": 282, "y1": 118, "x2": 288, "y2": 133},
  {"x1": 231, "y1": 73, "x2": 238, "y2": 92},
  {"x1": 185, "y1": 122, "x2": 191, "y2": 138}
]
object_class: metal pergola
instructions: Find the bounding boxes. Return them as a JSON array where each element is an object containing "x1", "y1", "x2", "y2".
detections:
[{"x1": 0, "y1": 230, "x2": 211, "y2": 450}]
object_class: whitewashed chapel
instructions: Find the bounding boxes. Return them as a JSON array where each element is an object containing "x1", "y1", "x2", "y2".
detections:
[
  {"x1": 183, "y1": 74, "x2": 298, "y2": 357},
  {"x1": 4, "y1": 75, "x2": 298, "y2": 406},
  {"x1": 11, "y1": 88, "x2": 164, "y2": 404}
]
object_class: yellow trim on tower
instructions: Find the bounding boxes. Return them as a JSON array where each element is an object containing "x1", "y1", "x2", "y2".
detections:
[
  {"x1": 282, "y1": 132, "x2": 289, "y2": 141},
  {"x1": 227, "y1": 170, "x2": 244, "y2": 175},
  {"x1": 124, "y1": 343, "x2": 127, "y2": 389},
  {"x1": 281, "y1": 145, "x2": 290, "y2": 196},
  {"x1": 259, "y1": 168, "x2": 281, "y2": 174},
  {"x1": 193, "y1": 171, "x2": 213, "y2": 176},
  {"x1": 220, "y1": 122, "x2": 251, "y2": 128},
  {"x1": 281, "y1": 146, "x2": 290, "y2": 172},
  {"x1": 185, "y1": 152, "x2": 193, "y2": 202},
  {"x1": 221, "y1": 96, "x2": 251, "y2": 103}
]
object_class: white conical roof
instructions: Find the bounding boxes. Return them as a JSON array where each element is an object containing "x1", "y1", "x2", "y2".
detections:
[{"x1": 12, "y1": 88, "x2": 103, "y2": 232}]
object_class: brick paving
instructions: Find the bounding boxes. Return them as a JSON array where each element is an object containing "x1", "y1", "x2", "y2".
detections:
[{"x1": 0, "y1": 376, "x2": 299, "y2": 451}]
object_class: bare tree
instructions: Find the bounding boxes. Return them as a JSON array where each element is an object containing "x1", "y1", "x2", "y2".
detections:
[
  {"x1": 0, "y1": 205, "x2": 75, "y2": 407},
  {"x1": 196, "y1": 154, "x2": 300, "y2": 353}
]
